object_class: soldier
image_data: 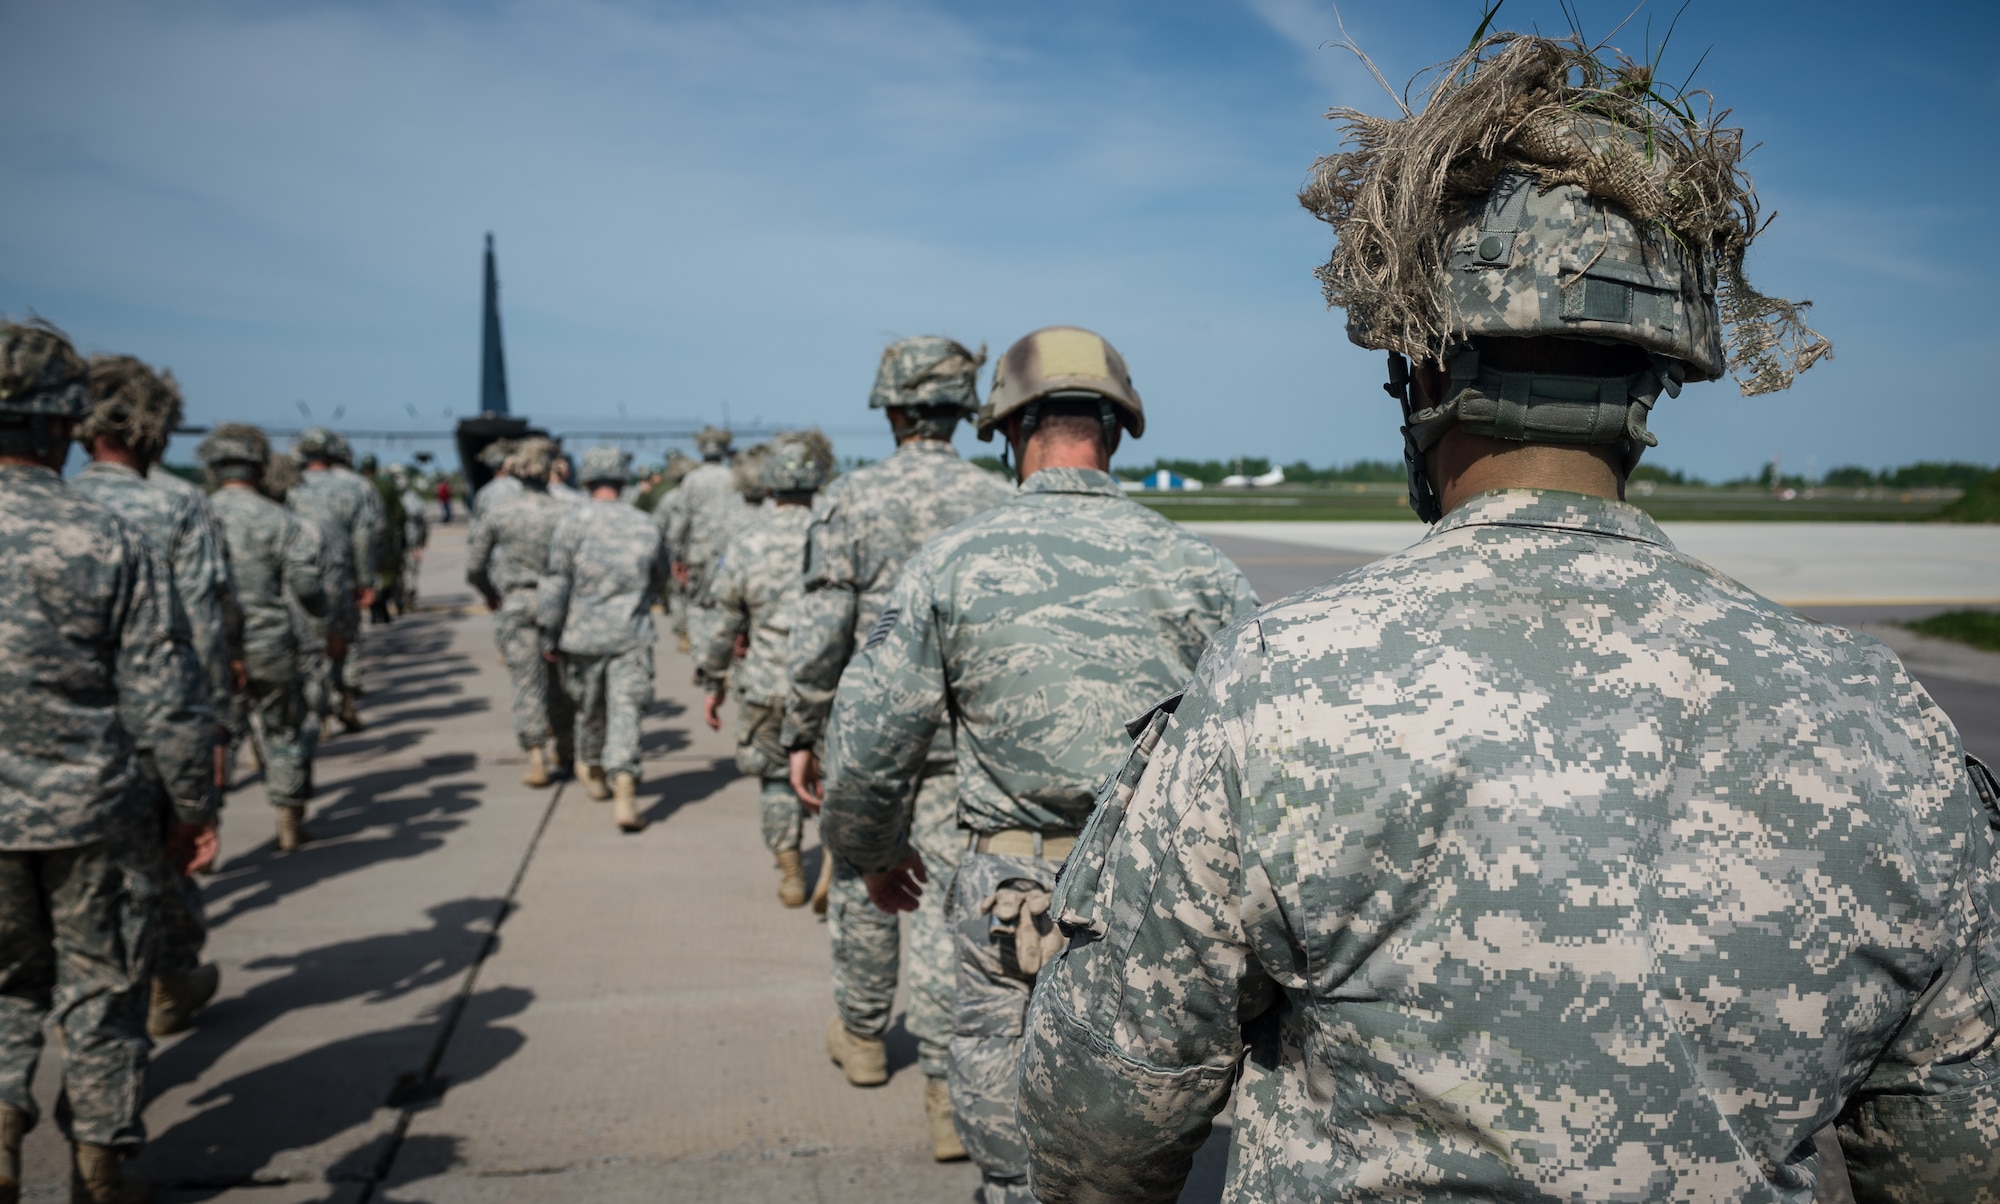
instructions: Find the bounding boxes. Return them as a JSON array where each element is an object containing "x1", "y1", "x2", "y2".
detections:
[
  {"x1": 358, "y1": 453, "x2": 406, "y2": 624},
  {"x1": 540, "y1": 446, "x2": 671, "y2": 833},
  {"x1": 466, "y1": 438, "x2": 575, "y2": 789},
  {"x1": 470, "y1": 439, "x2": 520, "y2": 519},
  {"x1": 390, "y1": 462, "x2": 429, "y2": 614},
  {"x1": 782, "y1": 337, "x2": 1011, "y2": 1157},
  {"x1": 658, "y1": 426, "x2": 746, "y2": 663},
  {"x1": 821, "y1": 326, "x2": 1258, "y2": 1204},
  {"x1": 547, "y1": 449, "x2": 585, "y2": 505},
  {"x1": 1013, "y1": 34, "x2": 2000, "y2": 1204},
  {"x1": 698, "y1": 432, "x2": 834, "y2": 906},
  {"x1": 70, "y1": 356, "x2": 237, "y2": 1037},
  {"x1": 200, "y1": 425, "x2": 329, "y2": 854},
  {"x1": 0, "y1": 318, "x2": 218, "y2": 1203},
  {"x1": 288, "y1": 428, "x2": 381, "y2": 733}
]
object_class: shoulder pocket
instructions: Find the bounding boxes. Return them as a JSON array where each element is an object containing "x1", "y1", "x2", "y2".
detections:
[{"x1": 1053, "y1": 690, "x2": 1184, "y2": 939}]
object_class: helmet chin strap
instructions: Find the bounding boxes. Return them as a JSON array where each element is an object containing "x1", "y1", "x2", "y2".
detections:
[{"x1": 1387, "y1": 353, "x2": 1444, "y2": 524}]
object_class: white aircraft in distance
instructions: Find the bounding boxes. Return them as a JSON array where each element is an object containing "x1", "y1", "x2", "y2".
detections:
[{"x1": 1219, "y1": 465, "x2": 1286, "y2": 488}]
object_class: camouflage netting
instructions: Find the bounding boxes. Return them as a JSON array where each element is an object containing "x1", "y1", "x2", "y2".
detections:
[
  {"x1": 262, "y1": 448, "x2": 300, "y2": 502},
  {"x1": 733, "y1": 441, "x2": 773, "y2": 502},
  {"x1": 80, "y1": 355, "x2": 183, "y2": 459},
  {"x1": 1300, "y1": 32, "x2": 1831, "y2": 395},
  {"x1": 0, "y1": 318, "x2": 90, "y2": 418},
  {"x1": 762, "y1": 428, "x2": 835, "y2": 495},
  {"x1": 508, "y1": 436, "x2": 556, "y2": 483}
]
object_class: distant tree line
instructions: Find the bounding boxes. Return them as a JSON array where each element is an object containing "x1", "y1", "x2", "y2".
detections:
[{"x1": 1111, "y1": 457, "x2": 1406, "y2": 485}]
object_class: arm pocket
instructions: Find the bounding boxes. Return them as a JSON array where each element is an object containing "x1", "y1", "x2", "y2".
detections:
[{"x1": 1054, "y1": 691, "x2": 1183, "y2": 939}]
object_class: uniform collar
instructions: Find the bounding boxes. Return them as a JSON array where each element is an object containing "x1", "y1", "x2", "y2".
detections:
[
  {"x1": 1430, "y1": 488, "x2": 1674, "y2": 551},
  {"x1": 893, "y1": 438, "x2": 960, "y2": 459},
  {"x1": 0, "y1": 463, "x2": 60, "y2": 483},
  {"x1": 80, "y1": 460, "x2": 143, "y2": 480},
  {"x1": 1018, "y1": 466, "x2": 1125, "y2": 497}
]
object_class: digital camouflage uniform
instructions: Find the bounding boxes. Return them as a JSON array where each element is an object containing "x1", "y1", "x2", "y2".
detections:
[
  {"x1": 208, "y1": 479, "x2": 327, "y2": 815},
  {"x1": 822, "y1": 466, "x2": 1257, "y2": 1203},
  {"x1": 288, "y1": 461, "x2": 377, "y2": 711},
  {"x1": 659, "y1": 458, "x2": 747, "y2": 663},
  {"x1": 0, "y1": 462, "x2": 217, "y2": 1152},
  {"x1": 1020, "y1": 489, "x2": 2000, "y2": 1204},
  {"x1": 471, "y1": 471, "x2": 521, "y2": 520},
  {"x1": 397, "y1": 476, "x2": 428, "y2": 613},
  {"x1": 467, "y1": 481, "x2": 575, "y2": 755},
  {"x1": 540, "y1": 493, "x2": 670, "y2": 782},
  {"x1": 69, "y1": 462, "x2": 237, "y2": 979},
  {"x1": 702, "y1": 505, "x2": 814, "y2": 856},
  {"x1": 785, "y1": 438, "x2": 1012, "y2": 1079}
]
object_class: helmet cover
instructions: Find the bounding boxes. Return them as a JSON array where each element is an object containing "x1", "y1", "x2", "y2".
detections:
[
  {"x1": 0, "y1": 318, "x2": 90, "y2": 419},
  {"x1": 694, "y1": 426, "x2": 733, "y2": 459},
  {"x1": 760, "y1": 429, "x2": 834, "y2": 495},
  {"x1": 868, "y1": 337, "x2": 985, "y2": 414},
  {"x1": 579, "y1": 445, "x2": 631, "y2": 485},
  {"x1": 79, "y1": 355, "x2": 183, "y2": 459},
  {"x1": 198, "y1": 422, "x2": 271, "y2": 476},
  {"x1": 293, "y1": 426, "x2": 340, "y2": 462}
]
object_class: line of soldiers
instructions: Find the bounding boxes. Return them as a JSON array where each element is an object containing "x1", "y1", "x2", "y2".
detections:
[{"x1": 0, "y1": 318, "x2": 433, "y2": 1203}]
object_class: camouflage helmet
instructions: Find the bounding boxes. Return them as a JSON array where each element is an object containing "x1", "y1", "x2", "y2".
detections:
[
  {"x1": 358, "y1": 452, "x2": 379, "y2": 472},
  {"x1": 0, "y1": 319, "x2": 90, "y2": 418},
  {"x1": 578, "y1": 445, "x2": 631, "y2": 486},
  {"x1": 732, "y1": 442, "x2": 772, "y2": 503},
  {"x1": 478, "y1": 438, "x2": 518, "y2": 471},
  {"x1": 761, "y1": 429, "x2": 834, "y2": 495},
  {"x1": 694, "y1": 426, "x2": 733, "y2": 460},
  {"x1": 77, "y1": 355, "x2": 184, "y2": 460},
  {"x1": 293, "y1": 426, "x2": 341, "y2": 462},
  {"x1": 508, "y1": 435, "x2": 557, "y2": 482},
  {"x1": 262, "y1": 447, "x2": 300, "y2": 502},
  {"x1": 324, "y1": 431, "x2": 354, "y2": 465},
  {"x1": 660, "y1": 449, "x2": 696, "y2": 487},
  {"x1": 976, "y1": 326, "x2": 1143, "y2": 442},
  {"x1": 868, "y1": 336, "x2": 984, "y2": 414},
  {"x1": 197, "y1": 422, "x2": 271, "y2": 480}
]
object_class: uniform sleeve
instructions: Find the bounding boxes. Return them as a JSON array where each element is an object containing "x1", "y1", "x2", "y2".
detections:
[
  {"x1": 353, "y1": 478, "x2": 384, "y2": 584},
  {"x1": 113, "y1": 526, "x2": 218, "y2": 825},
  {"x1": 1838, "y1": 728, "x2": 2000, "y2": 1202},
  {"x1": 173, "y1": 503, "x2": 237, "y2": 705},
  {"x1": 821, "y1": 553, "x2": 947, "y2": 874},
  {"x1": 1020, "y1": 635, "x2": 1275, "y2": 1204},
  {"x1": 466, "y1": 510, "x2": 500, "y2": 600},
  {"x1": 695, "y1": 535, "x2": 751, "y2": 690},
  {"x1": 286, "y1": 516, "x2": 329, "y2": 619},
  {"x1": 537, "y1": 516, "x2": 577, "y2": 643},
  {"x1": 783, "y1": 501, "x2": 860, "y2": 751}
]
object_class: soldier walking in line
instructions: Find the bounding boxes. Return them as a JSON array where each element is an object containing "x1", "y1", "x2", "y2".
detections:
[
  {"x1": 200, "y1": 425, "x2": 329, "y2": 854},
  {"x1": 698, "y1": 432, "x2": 834, "y2": 907},
  {"x1": 658, "y1": 426, "x2": 745, "y2": 664},
  {"x1": 783, "y1": 337, "x2": 1011, "y2": 1157},
  {"x1": 466, "y1": 438, "x2": 575, "y2": 789},
  {"x1": 469, "y1": 438, "x2": 520, "y2": 519},
  {"x1": 288, "y1": 428, "x2": 381, "y2": 734},
  {"x1": 70, "y1": 356, "x2": 237, "y2": 1037},
  {"x1": 1016, "y1": 33, "x2": 2000, "y2": 1204},
  {"x1": 821, "y1": 326, "x2": 1257, "y2": 1204},
  {"x1": 540, "y1": 447, "x2": 671, "y2": 833},
  {"x1": 357, "y1": 453, "x2": 405, "y2": 624},
  {"x1": 391, "y1": 462, "x2": 429, "y2": 614},
  {"x1": 0, "y1": 318, "x2": 219, "y2": 1204}
]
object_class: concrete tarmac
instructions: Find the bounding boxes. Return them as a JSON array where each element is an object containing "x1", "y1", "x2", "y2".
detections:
[{"x1": 9, "y1": 517, "x2": 1985, "y2": 1201}]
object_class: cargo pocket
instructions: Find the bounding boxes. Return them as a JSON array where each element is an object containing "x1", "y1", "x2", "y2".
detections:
[{"x1": 1054, "y1": 690, "x2": 1182, "y2": 939}]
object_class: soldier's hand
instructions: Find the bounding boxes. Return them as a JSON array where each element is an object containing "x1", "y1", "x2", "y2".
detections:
[
  {"x1": 864, "y1": 852, "x2": 927, "y2": 914},
  {"x1": 790, "y1": 749, "x2": 824, "y2": 811},
  {"x1": 230, "y1": 659, "x2": 249, "y2": 692},
  {"x1": 671, "y1": 562, "x2": 690, "y2": 586},
  {"x1": 732, "y1": 632, "x2": 749, "y2": 661},
  {"x1": 703, "y1": 693, "x2": 725, "y2": 731},
  {"x1": 169, "y1": 821, "x2": 220, "y2": 875},
  {"x1": 357, "y1": 585, "x2": 377, "y2": 608}
]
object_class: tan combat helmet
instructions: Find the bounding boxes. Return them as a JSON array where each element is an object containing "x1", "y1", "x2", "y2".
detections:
[
  {"x1": 976, "y1": 326, "x2": 1144, "y2": 444},
  {"x1": 80, "y1": 355, "x2": 184, "y2": 465}
]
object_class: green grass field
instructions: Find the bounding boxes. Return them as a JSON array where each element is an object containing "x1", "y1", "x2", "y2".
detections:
[
  {"x1": 1132, "y1": 483, "x2": 1969, "y2": 523},
  {"x1": 1902, "y1": 610, "x2": 2000, "y2": 653}
]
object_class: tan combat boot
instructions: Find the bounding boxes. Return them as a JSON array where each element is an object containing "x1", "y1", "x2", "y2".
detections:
[
  {"x1": 824, "y1": 1015, "x2": 888, "y2": 1087},
  {"x1": 276, "y1": 805, "x2": 309, "y2": 852},
  {"x1": 70, "y1": 1143, "x2": 149, "y2": 1204},
  {"x1": 924, "y1": 1077, "x2": 966, "y2": 1162},
  {"x1": 775, "y1": 850, "x2": 808, "y2": 908},
  {"x1": 612, "y1": 773, "x2": 644, "y2": 833},
  {"x1": 147, "y1": 964, "x2": 221, "y2": 1037},
  {"x1": 0, "y1": 1104, "x2": 25, "y2": 1204},
  {"x1": 577, "y1": 762, "x2": 612, "y2": 801},
  {"x1": 809, "y1": 849, "x2": 834, "y2": 916},
  {"x1": 337, "y1": 693, "x2": 365, "y2": 734},
  {"x1": 521, "y1": 746, "x2": 550, "y2": 788}
]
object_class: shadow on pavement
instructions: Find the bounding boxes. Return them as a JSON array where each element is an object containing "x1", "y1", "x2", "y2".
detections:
[{"x1": 638, "y1": 757, "x2": 739, "y2": 828}]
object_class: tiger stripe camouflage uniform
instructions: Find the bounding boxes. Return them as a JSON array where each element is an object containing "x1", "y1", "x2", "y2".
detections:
[
  {"x1": 208, "y1": 483, "x2": 327, "y2": 812},
  {"x1": 70, "y1": 462, "x2": 237, "y2": 980},
  {"x1": 784, "y1": 439, "x2": 1012, "y2": 1084},
  {"x1": 702, "y1": 504, "x2": 813, "y2": 858},
  {"x1": 540, "y1": 492, "x2": 670, "y2": 784},
  {"x1": 467, "y1": 478, "x2": 575, "y2": 758},
  {"x1": 822, "y1": 465, "x2": 1257, "y2": 1204},
  {"x1": 1020, "y1": 488, "x2": 2000, "y2": 1203},
  {"x1": 0, "y1": 462, "x2": 217, "y2": 1154}
]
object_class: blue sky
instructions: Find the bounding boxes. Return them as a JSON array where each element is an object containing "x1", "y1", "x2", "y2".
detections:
[{"x1": 1, "y1": 0, "x2": 1994, "y2": 480}]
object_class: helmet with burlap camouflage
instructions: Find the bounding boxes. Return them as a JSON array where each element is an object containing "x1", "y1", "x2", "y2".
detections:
[
  {"x1": 508, "y1": 436, "x2": 557, "y2": 483},
  {"x1": 0, "y1": 319, "x2": 90, "y2": 419},
  {"x1": 761, "y1": 429, "x2": 834, "y2": 495},
  {"x1": 660, "y1": 449, "x2": 696, "y2": 487},
  {"x1": 293, "y1": 427, "x2": 341, "y2": 462},
  {"x1": 478, "y1": 438, "x2": 518, "y2": 471},
  {"x1": 733, "y1": 442, "x2": 772, "y2": 503},
  {"x1": 869, "y1": 337, "x2": 985, "y2": 415},
  {"x1": 694, "y1": 426, "x2": 733, "y2": 460},
  {"x1": 262, "y1": 447, "x2": 300, "y2": 502},
  {"x1": 1300, "y1": 33, "x2": 1831, "y2": 518},
  {"x1": 579, "y1": 445, "x2": 632, "y2": 486},
  {"x1": 79, "y1": 355, "x2": 184, "y2": 462},
  {"x1": 198, "y1": 422, "x2": 272, "y2": 482},
  {"x1": 976, "y1": 326, "x2": 1143, "y2": 443}
]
